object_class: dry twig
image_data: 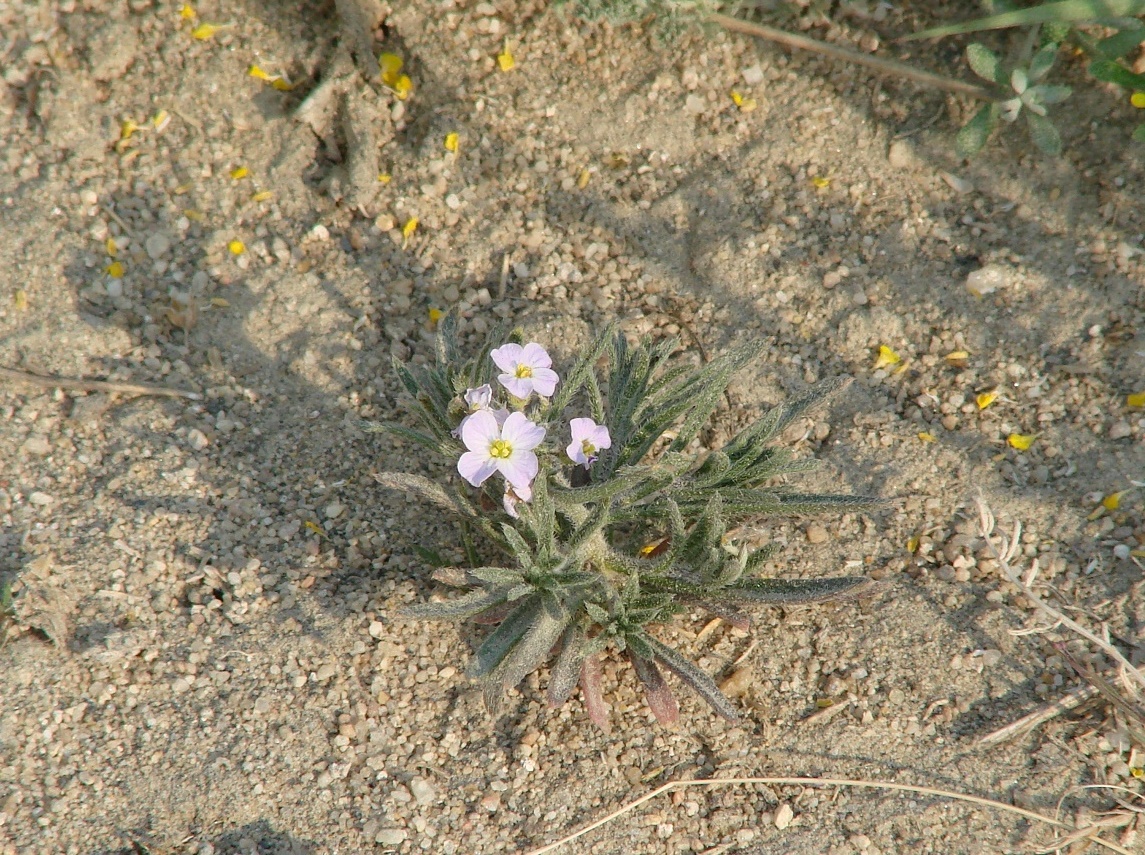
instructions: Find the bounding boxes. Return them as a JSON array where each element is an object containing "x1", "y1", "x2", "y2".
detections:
[
  {"x1": 0, "y1": 366, "x2": 202, "y2": 400},
  {"x1": 710, "y1": 14, "x2": 1001, "y2": 102},
  {"x1": 522, "y1": 775, "x2": 1134, "y2": 855},
  {"x1": 978, "y1": 685, "x2": 1099, "y2": 747}
]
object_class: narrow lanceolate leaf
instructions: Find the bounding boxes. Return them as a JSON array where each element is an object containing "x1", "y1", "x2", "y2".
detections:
[
  {"x1": 1088, "y1": 58, "x2": 1145, "y2": 89},
  {"x1": 714, "y1": 491, "x2": 885, "y2": 517},
  {"x1": 580, "y1": 654, "x2": 611, "y2": 733},
  {"x1": 630, "y1": 654, "x2": 680, "y2": 726},
  {"x1": 493, "y1": 595, "x2": 571, "y2": 690},
  {"x1": 725, "y1": 576, "x2": 872, "y2": 605},
  {"x1": 906, "y1": 0, "x2": 1145, "y2": 41},
  {"x1": 470, "y1": 596, "x2": 542, "y2": 678},
  {"x1": 402, "y1": 587, "x2": 508, "y2": 620},
  {"x1": 374, "y1": 472, "x2": 477, "y2": 518},
  {"x1": 957, "y1": 103, "x2": 999, "y2": 158},
  {"x1": 644, "y1": 635, "x2": 739, "y2": 721},
  {"x1": 547, "y1": 624, "x2": 587, "y2": 708}
]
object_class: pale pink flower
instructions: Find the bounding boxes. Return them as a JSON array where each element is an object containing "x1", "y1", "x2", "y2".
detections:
[
  {"x1": 491, "y1": 342, "x2": 559, "y2": 400},
  {"x1": 454, "y1": 384, "x2": 508, "y2": 436},
  {"x1": 457, "y1": 411, "x2": 545, "y2": 494},
  {"x1": 567, "y1": 417, "x2": 611, "y2": 468}
]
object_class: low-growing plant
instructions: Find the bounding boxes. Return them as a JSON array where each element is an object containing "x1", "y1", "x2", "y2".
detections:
[{"x1": 372, "y1": 316, "x2": 881, "y2": 728}]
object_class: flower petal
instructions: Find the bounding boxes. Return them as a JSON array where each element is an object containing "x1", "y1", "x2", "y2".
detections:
[
  {"x1": 458, "y1": 451, "x2": 498, "y2": 487},
  {"x1": 497, "y1": 450, "x2": 538, "y2": 491},
  {"x1": 529, "y1": 367, "x2": 559, "y2": 397},
  {"x1": 498, "y1": 373, "x2": 534, "y2": 399},
  {"x1": 490, "y1": 343, "x2": 523, "y2": 374},
  {"x1": 460, "y1": 409, "x2": 500, "y2": 451},
  {"x1": 501, "y1": 412, "x2": 545, "y2": 451},
  {"x1": 464, "y1": 384, "x2": 493, "y2": 411},
  {"x1": 519, "y1": 342, "x2": 552, "y2": 369}
]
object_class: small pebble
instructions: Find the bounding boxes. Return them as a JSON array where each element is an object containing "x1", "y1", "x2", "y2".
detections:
[
  {"x1": 29, "y1": 491, "x2": 54, "y2": 506},
  {"x1": 805, "y1": 523, "x2": 829, "y2": 544},
  {"x1": 187, "y1": 429, "x2": 209, "y2": 450},
  {"x1": 145, "y1": 231, "x2": 171, "y2": 259},
  {"x1": 376, "y1": 829, "x2": 406, "y2": 846},
  {"x1": 966, "y1": 263, "x2": 1009, "y2": 297},
  {"x1": 774, "y1": 803, "x2": 794, "y2": 830},
  {"x1": 409, "y1": 776, "x2": 436, "y2": 806},
  {"x1": 887, "y1": 140, "x2": 913, "y2": 169},
  {"x1": 325, "y1": 501, "x2": 345, "y2": 520}
]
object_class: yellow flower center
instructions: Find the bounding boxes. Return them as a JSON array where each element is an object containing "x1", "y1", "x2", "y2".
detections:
[
  {"x1": 489, "y1": 439, "x2": 513, "y2": 459},
  {"x1": 581, "y1": 440, "x2": 596, "y2": 457},
  {"x1": 515, "y1": 364, "x2": 533, "y2": 379}
]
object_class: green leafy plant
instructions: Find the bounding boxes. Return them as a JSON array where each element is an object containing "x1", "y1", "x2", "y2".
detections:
[
  {"x1": 958, "y1": 41, "x2": 1073, "y2": 156},
  {"x1": 372, "y1": 315, "x2": 881, "y2": 728}
]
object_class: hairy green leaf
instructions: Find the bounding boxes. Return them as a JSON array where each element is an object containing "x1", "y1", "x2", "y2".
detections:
[
  {"x1": 724, "y1": 576, "x2": 872, "y2": 605},
  {"x1": 403, "y1": 587, "x2": 509, "y2": 620},
  {"x1": 645, "y1": 635, "x2": 739, "y2": 721},
  {"x1": 906, "y1": 0, "x2": 1145, "y2": 41}
]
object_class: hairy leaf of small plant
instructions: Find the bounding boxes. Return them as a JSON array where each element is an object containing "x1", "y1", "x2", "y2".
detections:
[
  {"x1": 630, "y1": 653, "x2": 679, "y2": 726},
  {"x1": 906, "y1": 0, "x2": 1145, "y2": 41},
  {"x1": 470, "y1": 596, "x2": 542, "y2": 678},
  {"x1": 403, "y1": 587, "x2": 509, "y2": 620},
  {"x1": 1025, "y1": 109, "x2": 1063, "y2": 155},
  {"x1": 725, "y1": 576, "x2": 871, "y2": 604},
  {"x1": 644, "y1": 634, "x2": 740, "y2": 721},
  {"x1": 966, "y1": 43, "x2": 1003, "y2": 83}
]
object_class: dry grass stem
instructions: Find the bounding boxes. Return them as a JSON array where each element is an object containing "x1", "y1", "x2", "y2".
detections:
[
  {"x1": 710, "y1": 14, "x2": 1000, "y2": 102},
  {"x1": 978, "y1": 685, "x2": 1099, "y2": 747},
  {"x1": 0, "y1": 366, "x2": 202, "y2": 400},
  {"x1": 521, "y1": 775, "x2": 1134, "y2": 855},
  {"x1": 975, "y1": 498, "x2": 1145, "y2": 696}
]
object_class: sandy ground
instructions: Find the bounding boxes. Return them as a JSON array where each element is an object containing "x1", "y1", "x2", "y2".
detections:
[{"x1": 2, "y1": 1, "x2": 1145, "y2": 853}]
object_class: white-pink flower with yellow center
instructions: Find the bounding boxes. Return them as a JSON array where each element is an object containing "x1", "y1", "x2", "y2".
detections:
[
  {"x1": 491, "y1": 342, "x2": 559, "y2": 400},
  {"x1": 567, "y1": 417, "x2": 611, "y2": 468},
  {"x1": 454, "y1": 384, "x2": 508, "y2": 436},
  {"x1": 457, "y1": 410, "x2": 545, "y2": 495}
]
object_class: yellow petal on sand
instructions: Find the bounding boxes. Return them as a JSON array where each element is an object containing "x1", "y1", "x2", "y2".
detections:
[
  {"x1": 251, "y1": 190, "x2": 274, "y2": 202},
  {"x1": 1007, "y1": 433, "x2": 1036, "y2": 451},
  {"x1": 497, "y1": 45, "x2": 516, "y2": 71},
  {"x1": 917, "y1": 431, "x2": 936, "y2": 443},
  {"x1": 1103, "y1": 491, "x2": 1126, "y2": 511},
  {"x1": 577, "y1": 168, "x2": 591, "y2": 189},
  {"x1": 270, "y1": 77, "x2": 294, "y2": 91},
  {"x1": 106, "y1": 261, "x2": 125, "y2": 278},
  {"x1": 248, "y1": 65, "x2": 275, "y2": 82},
  {"x1": 228, "y1": 239, "x2": 245, "y2": 255},
  {"x1": 120, "y1": 119, "x2": 141, "y2": 140},
  {"x1": 191, "y1": 22, "x2": 230, "y2": 40},
  {"x1": 873, "y1": 345, "x2": 900, "y2": 370},
  {"x1": 180, "y1": 4, "x2": 196, "y2": 19},
  {"x1": 392, "y1": 74, "x2": 412, "y2": 100},
  {"x1": 106, "y1": 237, "x2": 118, "y2": 257},
  {"x1": 210, "y1": 297, "x2": 230, "y2": 308},
  {"x1": 945, "y1": 350, "x2": 970, "y2": 366},
  {"x1": 1132, "y1": 92, "x2": 1145, "y2": 109},
  {"x1": 428, "y1": 307, "x2": 443, "y2": 324},
  {"x1": 377, "y1": 173, "x2": 392, "y2": 184},
  {"x1": 230, "y1": 166, "x2": 249, "y2": 180},
  {"x1": 976, "y1": 390, "x2": 998, "y2": 409},
  {"x1": 402, "y1": 217, "x2": 418, "y2": 239},
  {"x1": 444, "y1": 132, "x2": 459, "y2": 153},
  {"x1": 379, "y1": 53, "x2": 404, "y2": 86},
  {"x1": 811, "y1": 175, "x2": 831, "y2": 189},
  {"x1": 907, "y1": 535, "x2": 920, "y2": 553},
  {"x1": 14, "y1": 289, "x2": 28, "y2": 311},
  {"x1": 151, "y1": 110, "x2": 171, "y2": 131},
  {"x1": 1128, "y1": 392, "x2": 1145, "y2": 408},
  {"x1": 183, "y1": 209, "x2": 205, "y2": 222},
  {"x1": 730, "y1": 90, "x2": 757, "y2": 112}
]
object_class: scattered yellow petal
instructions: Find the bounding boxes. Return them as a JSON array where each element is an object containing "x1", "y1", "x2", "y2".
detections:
[
  {"x1": 444, "y1": 132, "x2": 459, "y2": 153},
  {"x1": 377, "y1": 172, "x2": 392, "y2": 184},
  {"x1": 392, "y1": 74, "x2": 412, "y2": 100},
  {"x1": 191, "y1": 22, "x2": 229, "y2": 40},
  {"x1": 379, "y1": 53, "x2": 404, "y2": 86},
  {"x1": 1103, "y1": 491, "x2": 1126, "y2": 510},
  {"x1": 907, "y1": 535, "x2": 920, "y2": 553},
  {"x1": 14, "y1": 289, "x2": 28, "y2": 311},
  {"x1": 873, "y1": 345, "x2": 900, "y2": 369},
  {"x1": 428, "y1": 307, "x2": 444, "y2": 324},
  {"x1": 945, "y1": 350, "x2": 970, "y2": 366},
  {"x1": 577, "y1": 168, "x2": 591, "y2": 189},
  {"x1": 173, "y1": 183, "x2": 192, "y2": 195},
  {"x1": 811, "y1": 175, "x2": 831, "y2": 189},
  {"x1": 180, "y1": 4, "x2": 196, "y2": 19},
  {"x1": 270, "y1": 77, "x2": 294, "y2": 91},
  {"x1": 230, "y1": 166, "x2": 249, "y2": 180},
  {"x1": 248, "y1": 65, "x2": 275, "y2": 82},
  {"x1": 183, "y1": 208, "x2": 205, "y2": 222},
  {"x1": 730, "y1": 90, "x2": 758, "y2": 112},
  {"x1": 1132, "y1": 92, "x2": 1145, "y2": 109},
  {"x1": 976, "y1": 390, "x2": 998, "y2": 409},
  {"x1": 106, "y1": 261, "x2": 125, "y2": 278},
  {"x1": 497, "y1": 46, "x2": 516, "y2": 71},
  {"x1": 304, "y1": 520, "x2": 326, "y2": 538},
  {"x1": 106, "y1": 237, "x2": 118, "y2": 257},
  {"x1": 120, "y1": 119, "x2": 140, "y2": 140},
  {"x1": 815, "y1": 698, "x2": 834, "y2": 709},
  {"x1": 402, "y1": 217, "x2": 418, "y2": 239},
  {"x1": 1128, "y1": 392, "x2": 1145, "y2": 408},
  {"x1": 1131, "y1": 766, "x2": 1145, "y2": 779},
  {"x1": 1007, "y1": 433, "x2": 1036, "y2": 451},
  {"x1": 251, "y1": 190, "x2": 274, "y2": 202},
  {"x1": 640, "y1": 538, "x2": 669, "y2": 556},
  {"x1": 210, "y1": 297, "x2": 230, "y2": 308},
  {"x1": 917, "y1": 431, "x2": 936, "y2": 443},
  {"x1": 151, "y1": 110, "x2": 170, "y2": 131},
  {"x1": 228, "y1": 239, "x2": 245, "y2": 255}
]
